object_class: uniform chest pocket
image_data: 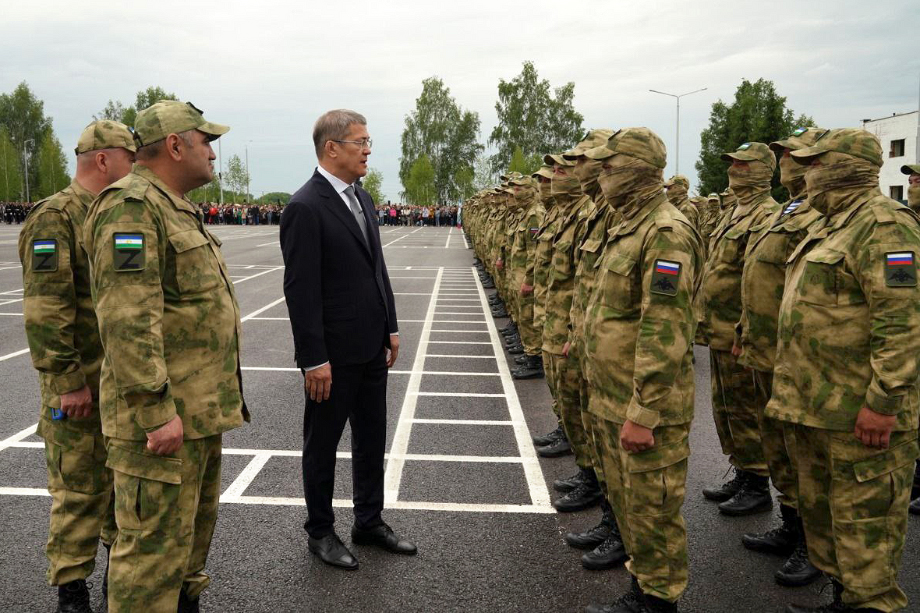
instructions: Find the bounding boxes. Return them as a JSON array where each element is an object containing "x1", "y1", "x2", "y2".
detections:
[
  {"x1": 601, "y1": 252, "x2": 637, "y2": 311},
  {"x1": 168, "y1": 230, "x2": 222, "y2": 295},
  {"x1": 719, "y1": 227, "x2": 745, "y2": 264},
  {"x1": 753, "y1": 232, "x2": 790, "y2": 266},
  {"x1": 798, "y1": 250, "x2": 850, "y2": 306}
]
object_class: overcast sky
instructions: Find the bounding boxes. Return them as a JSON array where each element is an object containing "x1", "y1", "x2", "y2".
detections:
[{"x1": 3, "y1": 0, "x2": 918, "y2": 201}]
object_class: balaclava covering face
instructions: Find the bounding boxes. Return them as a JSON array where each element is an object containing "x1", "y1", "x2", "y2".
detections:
[
  {"x1": 804, "y1": 151, "x2": 879, "y2": 217},
  {"x1": 574, "y1": 158, "x2": 604, "y2": 200},
  {"x1": 907, "y1": 179, "x2": 920, "y2": 212},
  {"x1": 727, "y1": 160, "x2": 773, "y2": 208},
  {"x1": 779, "y1": 153, "x2": 808, "y2": 200},
  {"x1": 597, "y1": 154, "x2": 662, "y2": 216}
]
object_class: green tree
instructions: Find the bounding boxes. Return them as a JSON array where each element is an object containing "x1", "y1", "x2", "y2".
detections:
[
  {"x1": 506, "y1": 145, "x2": 541, "y2": 176},
  {"x1": 96, "y1": 86, "x2": 179, "y2": 127},
  {"x1": 0, "y1": 82, "x2": 53, "y2": 196},
  {"x1": 94, "y1": 99, "x2": 128, "y2": 123},
  {"x1": 225, "y1": 154, "x2": 250, "y2": 201},
  {"x1": 34, "y1": 131, "x2": 70, "y2": 199},
  {"x1": 187, "y1": 177, "x2": 221, "y2": 203},
  {"x1": 259, "y1": 191, "x2": 292, "y2": 205},
  {"x1": 362, "y1": 168, "x2": 385, "y2": 204},
  {"x1": 488, "y1": 61, "x2": 584, "y2": 173},
  {"x1": 403, "y1": 155, "x2": 436, "y2": 205},
  {"x1": 400, "y1": 77, "x2": 483, "y2": 204},
  {"x1": 0, "y1": 126, "x2": 23, "y2": 201},
  {"x1": 695, "y1": 78, "x2": 814, "y2": 202},
  {"x1": 472, "y1": 152, "x2": 498, "y2": 192}
]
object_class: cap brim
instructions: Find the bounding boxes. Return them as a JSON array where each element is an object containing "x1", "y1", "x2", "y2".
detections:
[
  {"x1": 789, "y1": 145, "x2": 826, "y2": 164},
  {"x1": 561, "y1": 147, "x2": 585, "y2": 161},
  {"x1": 720, "y1": 151, "x2": 761, "y2": 163},
  {"x1": 544, "y1": 153, "x2": 575, "y2": 167},
  {"x1": 583, "y1": 145, "x2": 616, "y2": 161},
  {"x1": 198, "y1": 121, "x2": 230, "y2": 140},
  {"x1": 769, "y1": 140, "x2": 793, "y2": 153},
  {"x1": 901, "y1": 164, "x2": 920, "y2": 176}
]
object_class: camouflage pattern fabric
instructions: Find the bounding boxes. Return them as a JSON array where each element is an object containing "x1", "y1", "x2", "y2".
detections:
[
  {"x1": 753, "y1": 370, "x2": 797, "y2": 507},
  {"x1": 132, "y1": 100, "x2": 229, "y2": 147},
  {"x1": 593, "y1": 420, "x2": 691, "y2": 603},
  {"x1": 709, "y1": 349, "x2": 768, "y2": 475},
  {"x1": 18, "y1": 179, "x2": 116, "y2": 585},
  {"x1": 547, "y1": 351, "x2": 591, "y2": 469},
  {"x1": 106, "y1": 436, "x2": 222, "y2": 612},
  {"x1": 74, "y1": 120, "x2": 136, "y2": 155},
  {"x1": 508, "y1": 183, "x2": 544, "y2": 354}
]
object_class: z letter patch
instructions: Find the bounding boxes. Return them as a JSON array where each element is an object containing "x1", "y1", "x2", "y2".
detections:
[
  {"x1": 885, "y1": 252, "x2": 916, "y2": 287},
  {"x1": 32, "y1": 239, "x2": 57, "y2": 272},
  {"x1": 113, "y1": 233, "x2": 145, "y2": 272},
  {"x1": 650, "y1": 259, "x2": 681, "y2": 296}
]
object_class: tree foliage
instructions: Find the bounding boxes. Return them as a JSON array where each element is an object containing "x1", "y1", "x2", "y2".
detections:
[
  {"x1": 95, "y1": 86, "x2": 179, "y2": 127},
  {"x1": 34, "y1": 131, "x2": 70, "y2": 199},
  {"x1": 0, "y1": 126, "x2": 23, "y2": 201},
  {"x1": 402, "y1": 155, "x2": 436, "y2": 205},
  {"x1": 488, "y1": 61, "x2": 584, "y2": 173},
  {"x1": 400, "y1": 77, "x2": 483, "y2": 204},
  {"x1": 507, "y1": 146, "x2": 542, "y2": 176},
  {"x1": 695, "y1": 78, "x2": 813, "y2": 202},
  {"x1": 0, "y1": 82, "x2": 53, "y2": 197},
  {"x1": 224, "y1": 154, "x2": 250, "y2": 201},
  {"x1": 362, "y1": 168, "x2": 385, "y2": 204},
  {"x1": 259, "y1": 191, "x2": 292, "y2": 205}
]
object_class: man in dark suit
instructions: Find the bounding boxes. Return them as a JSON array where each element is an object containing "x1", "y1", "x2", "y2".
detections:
[{"x1": 280, "y1": 109, "x2": 416, "y2": 570}]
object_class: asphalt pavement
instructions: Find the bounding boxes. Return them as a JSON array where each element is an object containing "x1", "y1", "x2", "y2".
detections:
[{"x1": 0, "y1": 222, "x2": 916, "y2": 613}]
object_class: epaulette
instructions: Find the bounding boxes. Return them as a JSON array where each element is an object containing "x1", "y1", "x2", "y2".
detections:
[
  {"x1": 654, "y1": 216, "x2": 675, "y2": 232},
  {"x1": 866, "y1": 194, "x2": 902, "y2": 225}
]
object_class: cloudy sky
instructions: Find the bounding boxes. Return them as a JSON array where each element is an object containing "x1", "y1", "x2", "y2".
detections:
[{"x1": 3, "y1": 0, "x2": 918, "y2": 201}]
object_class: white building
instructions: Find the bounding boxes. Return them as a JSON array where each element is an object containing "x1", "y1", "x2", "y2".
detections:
[{"x1": 861, "y1": 110, "x2": 919, "y2": 203}]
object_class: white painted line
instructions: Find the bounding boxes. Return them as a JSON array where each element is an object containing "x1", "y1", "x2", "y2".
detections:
[
  {"x1": 382, "y1": 227, "x2": 421, "y2": 248},
  {"x1": 240, "y1": 367, "x2": 498, "y2": 377},
  {"x1": 388, "y1": 276, "x2": 437, "y2": 279},
  {"x1": 247, "y1": 317, "x2": 289, "y2": 321},
  {"x1": 431, "y1": 319, "x2": 487, "y2": 323},
  {"x1": 0, "y1": 348, "x2": 30, "y2": 362},
  {"x1": 0, "y1": 298, "x2": 24, "y2": 306},
  {"x1": 216, "y1": 496, "x2": 553, "y2": 514},
  {"x1": 255, "y1": 241, "x2": 277, "y2": 247},
  {"x1": 0, "y1": 312, "x2": 22, "y2": 316},
  {"x1": 409, "y1": 419, "x2": 516, "y2": 425},
  {"x1": 0, "y1": 265, "x2": 22, "y2": 272},
  {"x1": 411, "y1": 392, "x2": 506, "y2": 398},
  {"x1": 435, "y1": 299, "x2": 480, "y2": 302},
  {"x1": 241, "y1": 297, "x2": 287, "y2": 322},
  {"x1": 427, "y1": 340, "x2": 492, "y2": 345},
  {"x1": 0, "y1": 487, "x2": 49, "y2": 497},
  {"x1": 0, "y1": 423, "x2": 38, "y2": 452},
  {"x1": 233, "y1": 266, "x2": 284, "y2": 284},
  {"x1": 462, "y1": 232, "x2": 470, "y2": 249},
  {"x1": 384, "y1": 266, "x2": 443, "y2": 503},
  {"x1": 393, "y1": 293, "x2": 432, "y2": 296},
  {"x1": 220, "y1": 452, "x2": 272, "y2": 501},
  {"x1": 425, "y1": 354, "x2": 496, "y2": 359},
  {"x1": 444, "y1": 227, "x2": 451, "y2": 249},
  {"x1": 430, "y1": 329, "x2": 490, "y2": 334},
  {"x1": 473, "y1": 265, "x2": 551, "y2": 509}
]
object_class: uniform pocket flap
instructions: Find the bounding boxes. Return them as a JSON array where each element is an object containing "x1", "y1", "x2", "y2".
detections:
[
  {"x1": 105, "y1": 443, "x2": 183, "y2": 484},
  {"x1": 627, "y1": 437, "x2": 690, "y2": 473},
  {"x1": 853, "y1": 438, "x2": 919, "y2": 483},
  {"x1": 37, "y1": 418, "x2": 95, "y2": 455},
  {"x1": 804, "y1": 250, "x2": 845, "y2": 265},
  {"x1": 606, "y1": 253, "x2": 637, "y2": 276},
  {"x1": 580, "y1": 238, "x2": 603, "y2": 253},
  {"x1": 724, "y1": 226, "x2": 745, "y2": 240},
  {"x1": 168, "y1": 229, "x2": 210, "y2": 253},
  {"x1": 554, "y1": 240, "x2": 572, "y2": 252}
]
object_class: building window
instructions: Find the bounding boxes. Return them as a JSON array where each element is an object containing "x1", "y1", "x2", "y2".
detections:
[
  {"x1": 890, "y1": 139, "x2": 905, "y2": 158},
  {"x1": 891, "y1": 185, "x2": 904, "y2": 201}
]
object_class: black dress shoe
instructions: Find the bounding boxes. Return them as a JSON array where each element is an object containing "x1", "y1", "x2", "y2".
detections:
[
  {"x1": 581, "y1": 530, "x2": 627, "y2": 570},
  {"x1": 702, "y1": 467, "x2": 745, "y2": 502},
  {"x1": 351, "y1": 523, "x2": 417, "y2": 555},
  {"x1": 537, "y1": 435, "x2": 572, "y2": 457},
  {"x1": 533, "y1": 425, "x2": 563, "y2": 447},
  {"x1": 308, "y1": 533, "x2": 359, "y2": 569},
  {"x1": 719, "y1": 473, "x2": 773, "y2": 516}
]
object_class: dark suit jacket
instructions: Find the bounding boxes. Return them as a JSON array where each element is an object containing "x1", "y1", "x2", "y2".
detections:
[{"x1": 280, "y1": 169, "x2": 398, "y2": 368}]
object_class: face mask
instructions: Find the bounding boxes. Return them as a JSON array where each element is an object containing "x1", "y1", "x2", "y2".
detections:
[
  {"x1": 551, "y1": 170, "x2": 582, "y2": 198},
  {"x1": 908, "y1": 184, "x2": 920, "y2": 212},
  {"x1": 666, "y1": 186, "x2": 687, "y2": 205},
  {"x1": 597, "y1": 155, "x2": 662, "y2": 211},
  {"x1": 574, "y1": 159, "x2": 603, "y2": 195},
  {"x1": 804, "y1": 152, "x2": 879, "y2": 216},
  {"x1": 779, "y1": 154, "x2": 807, "y2": 199},
  {"x1": 539, "y1": 181, "x2": 553, "y2": 205}
]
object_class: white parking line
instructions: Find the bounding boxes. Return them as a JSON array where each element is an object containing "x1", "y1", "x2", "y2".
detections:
[
  {"x1": 0, "y1": 348, "x2": 30, "y2": 362},
  {"x1": 382, "y1": 227, "x2": 421, "y2": 248},
  {"x1": 409, "y1": 419, "x2": 515, "y2": 425},
  {"x1": 233, "y1": 266, "x2": 284, "y2": 284},
  {"x1": 0, "y1": 423, "x2": 37, "y2": 452}
]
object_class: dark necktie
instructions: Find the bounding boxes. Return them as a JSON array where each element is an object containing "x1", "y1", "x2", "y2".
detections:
[{"x1": 343, "y1": 185, "x2": 369, "y2": 246}]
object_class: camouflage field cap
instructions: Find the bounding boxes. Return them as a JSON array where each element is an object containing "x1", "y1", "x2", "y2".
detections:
[
  {"x1": 664, "y1": 175, "x2": 690, "y2": 189},
  {"x1": 543, "y1": 152, "x2": 576, "y2": 167},
  {"x1": 75, "y1": 120, "x2": 136, "y2": 155},
  {"x1": 562, "y1": 128, "x2": 615, "y2": 160},
  {"x1": 790, "y1": 128, "x2": 883, "y2": 167},
  {"x1": 709, "y1": 192, "x2": 722, "y2": 201},
  {"x1": 769, "y1": 127, "x2": 828, "y2": 153},
  {"x1": 532, "y1": 164, "x2": 554, "y2": 180},
  {"x1": 720, "y1": 142, "x2": 776, "y2": 171},
  {"x1": 901, "y1": 163, "x2": 920, "y2": 176},
  {"x1": 133, "y1": 100, "x2": 229, "y2": 147},
  {"x1": 583, "y1": 127, "x2": 667, "y2": 169}
]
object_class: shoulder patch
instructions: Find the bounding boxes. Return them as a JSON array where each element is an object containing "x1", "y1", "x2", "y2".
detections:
[
  {"x1": 32, "y1": 239, "x2": 58, "y2": 272},
  {"x1": 113, "y1": 233, "x2": 145, "y2": 271},
  {"x1": 650, "y1": 259, "x2": 681, "y2": 296},
  {"x1": 885, "y1": 252, "x2": 916, "y2": 287}
]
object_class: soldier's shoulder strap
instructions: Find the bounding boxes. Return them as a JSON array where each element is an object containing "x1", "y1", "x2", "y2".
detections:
[{"x1": 95, "y1": 173, "x2": 150, "y2": 211}]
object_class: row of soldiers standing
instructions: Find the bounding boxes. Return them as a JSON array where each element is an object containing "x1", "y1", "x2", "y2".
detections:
[{"x1": 463, "y1": 126, "x2": 920, "y2": 613}]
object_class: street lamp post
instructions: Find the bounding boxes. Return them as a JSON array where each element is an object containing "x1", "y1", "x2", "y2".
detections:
[
  {"x1": 22, "y1": 139, "x2": 34, "y2": 203},
  {"x1": 649, "y1": 87, "x2": 707, "y2": 175}
]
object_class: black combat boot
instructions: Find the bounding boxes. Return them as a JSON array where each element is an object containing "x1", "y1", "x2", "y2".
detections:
[
  {"x1": 482, "y1": 279, "x2": 496, "y2": 289},
  {"x1": 57, "y1": 579, "x2": 93, "y2": 613},
  {"x1": 504, "y1": 333, "x2": 521, "y2": 348},
  {"x1": 742, "y1": 504, "x2": 798, "y2": 555},
  {"x1": 536, "y1": 430, "x2": 572, "y2": 457},
  {"x1": 775, "y1": 520, "x2": 821, "y2": 587},
  {"x1": 581, "y1": 521, "x2": 628, "y2": 570},
  {"x1": 553, "y1": 468, "x2": 603, "y2": 512},
  {"x1": 512, "y1": 354, "x2": 544, "y2": 379},
  {"x1": 785, "y1": 580, "x2": 882, "y2": 612},
  {"x1": 102, "y1": 542, "x2": 110, "y2": 597},
  {"x1": 506, "y1": 342, "x2": 524, "y2": 354},
  {"x1": 532, "y1": 425, "x2": 563, "y2": 447},
  {"x1": 491, "y1": 305, "x2": 508, "y2": 318},
  {"x1": 514, "y1": 354, "x2": 529, "y2": 365},
  {"x1": 566, "y1": 499, "x2": 615, "y2": 549},
  {"x1": 586, "y1": 576, "x2": 676, "y2": 613},
  {"x1": 488, "y1": 294, "x2": 501, "y2": 304},
  {"x1": 719, "y1": 472, "x2": 773, "y2": 516},
  {"x1": 554, "y1": 468, "x2": 589, "y2": 492},
  {"x1": 500, "y1": 321, "x2": 518, "y2": 336},
  {"x1": 701, "y1": 466, "x2": 745, "y2": 502},
  {"x1": 177, "y1": 588, "x2": 201, "y2": 613}
]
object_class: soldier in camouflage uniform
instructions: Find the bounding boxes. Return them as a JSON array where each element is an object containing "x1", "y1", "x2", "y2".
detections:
[
  {"x1": 901, "y1": 164, "x2": 920, "y2": 516},
  {"x1": 698, "y1": 142, "x2": 779, "y2": 516},
  {"x1": 768, "y1": 129, "x2": 920, "y2": 613},
  {"x1": 19, "y1": 120, "x2": 136, "y2": 613},
  {"x1": 663, "y1": 175, "x2": 699, "y2": 230},
  {"x1": 84, "y1": 101, "x2": 249, "y2": 613},
  {"x1": 735, "y1": 128, "x2": 827, "y2": 589},
  {"x1": 696, "y1": 194, "x2": 718, "y2": 249},
  {"x1": 582, "y1": 128, "x2": 702, "y2": 613}
]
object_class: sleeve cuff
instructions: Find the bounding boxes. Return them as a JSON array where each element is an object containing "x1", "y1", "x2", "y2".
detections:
[
  {"x1": 132, "y1": 393, "x2": 179, "y2": 432},
  {"x1": 864, "y1": 385, "x2": 904, "y2": 416},
  {"x1": 46, "y1": 368, "x2": 87, "y2": 395},
  {"x1": 304, "y1": 361, "x2": 329, "y2": 372},
  {"x1": 625, "y1": 397, "x2": 661, "y2": 429}
]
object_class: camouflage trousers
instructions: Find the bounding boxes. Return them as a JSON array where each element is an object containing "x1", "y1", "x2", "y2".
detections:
[
  {"x1": 106, "y1": 435, "x2": 223, "y2": 613},
  {"x1": 545, "y1": 350, "x2": 592, "y2": 470},
  {"x1": 542, "y1": 350, "x2": 561, "y2": 421},
  {"x1": 793, "y1": 425, "x2": 918, "y2": 612},
  {"x1": 593, "y1": 419, "x2": 691, "y2": 603},
  {"x1": 516, "y1": 288, "x2": 541, "y2": 355},
  {"x1": 709, "y1": 349, "x2": 767, "y2": 476},
  {"x1": 573, "y1": 341, "x2": 602, "y2": 482},
  {"x1": 40, "y1": 418, "x2": 116, "y2": 585},
  {"x1": 752, "y1": 370, "x2": 797, "y2": 508}
]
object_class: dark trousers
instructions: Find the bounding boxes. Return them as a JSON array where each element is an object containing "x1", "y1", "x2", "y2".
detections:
[{"x1": 302, "y1": 347, "x2": 388, "y2": 538}]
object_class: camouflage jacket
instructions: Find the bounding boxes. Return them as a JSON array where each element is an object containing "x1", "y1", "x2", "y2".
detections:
[
  {"x1": 766, "y1": 191, "x2": 920, "y2": 432},
  {"x1": 569, "y1": 198, "x2": 616, "y2": 348},
  {"x1": 584, "y1": 193, "x2": 702, "y2": 427},
  {"x1": 675, "y1": 197, "x2": 700, "y2": 230},
  {"x1": 737, "y1": 198, "x2": 824, "y2": 372},
  {"x1": 18, "y1": 180, "x2": 103, "y2": 434},
  {"x1": 533, "y1": 203, "x2": 562, "y2": 331},
  {"x1": 543, "y1": 195, "x2": 589, "y2": 354},
  {"x1": 84, "y1": 165, "x2": 249, "y2": 441},
  {"x1": 698, "y1": 194, "x2": 778, "y2": 350},
  {"x1": 510, "y1": 197, "x2": 545, "y2": 286}
]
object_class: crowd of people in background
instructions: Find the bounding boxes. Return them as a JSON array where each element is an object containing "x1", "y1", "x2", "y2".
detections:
[
  {"x1": 374, "y1": 203, "x2": 459, "y2": 226},
  {"x1": 1, "y1": 202, "x2": 31, "y2": 223},
  {"x1": 199, "y1": 203, "x2": 283, "y2": 225}
]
